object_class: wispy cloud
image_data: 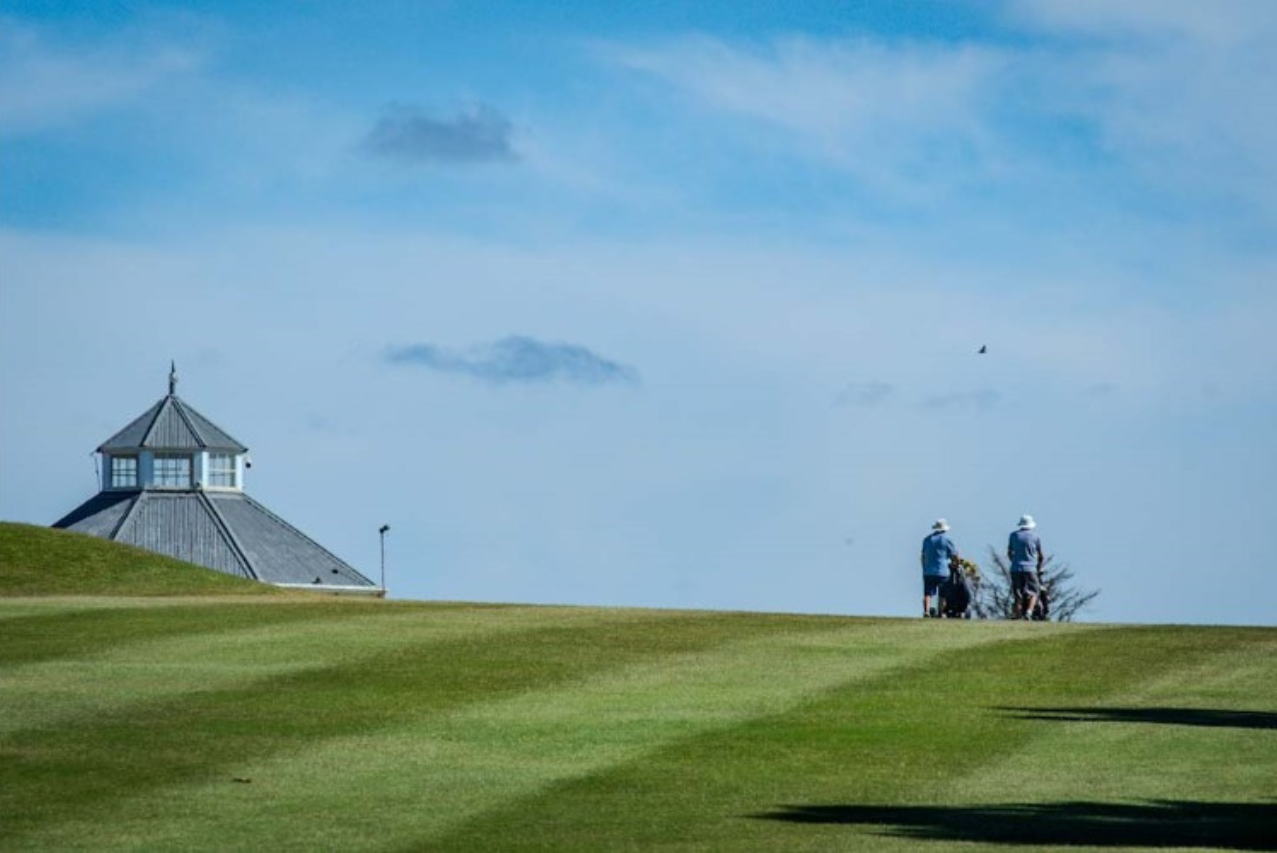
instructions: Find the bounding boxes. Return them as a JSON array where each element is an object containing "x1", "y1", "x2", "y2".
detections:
[
  {"x1": 604, "y1": 35, "x2": 1009, "y2": 196},
  {"x1": 1011, "y1": 0, "x2": 1276, "y2": 44},
  {"x1": 1011, "y1": 0, "x2": 1277, "y2": 222},
  {"x1": 360, "y1": 103, "x2": 518, "y2": 165},
  {"x1": 835, "y1": 381, "x2": 896, "y2": 408},
  {"x1": 386, "y1": 336, "x2": 639, "y2": 386},
  {"x1": 0, "y1": 17, "x2": 206, "y2": 136},
  {"x1": 922, "y1": 389, "x2": 1001, "y2": 410},
  {"x1": 1084, "y1": 382, "x2": 1117, "y2": 399},
  {"x1": 602, "y1": 14, "x2": 1277, "y2": 224}
]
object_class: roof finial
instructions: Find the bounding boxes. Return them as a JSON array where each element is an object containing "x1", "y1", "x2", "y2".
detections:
[{"x1": 169, "y1": 361, "x2": 178, "y2": 396}]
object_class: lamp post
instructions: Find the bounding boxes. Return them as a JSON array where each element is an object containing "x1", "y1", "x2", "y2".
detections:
[{"x1": 378, "y1": 524, "x2": 390, "y2": 595}]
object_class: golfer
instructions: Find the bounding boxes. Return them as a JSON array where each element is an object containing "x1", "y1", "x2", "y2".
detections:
[
  {"x1": 1007, "y1": 514, "x2": 1044, "y2": 619},
  {"x1": 920, "y1": 519, "x2": 959, "y2": 618}
]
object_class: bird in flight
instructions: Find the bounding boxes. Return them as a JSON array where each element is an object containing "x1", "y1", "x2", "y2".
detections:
[{"x1": 978, "y1": 345, "x2": 987, "y2": 354}]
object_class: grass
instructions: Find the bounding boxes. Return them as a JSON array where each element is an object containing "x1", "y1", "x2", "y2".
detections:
[
  {"x1": 0, "y1": 522, "x2": 284, "y2": 596},
  {"x1": 2, "y1": 522, "x2": 1275, "y2": 850}
]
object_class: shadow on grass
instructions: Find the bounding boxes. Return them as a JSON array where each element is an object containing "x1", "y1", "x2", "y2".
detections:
[
  {"x1": 1000, "y1": 706, "x2": 1277, "y2": 730},
  {"x1": 754, "y1": 800, "x2": 1277, "y2": 849}
]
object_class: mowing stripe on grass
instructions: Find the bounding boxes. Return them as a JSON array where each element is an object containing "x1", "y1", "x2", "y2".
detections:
[
  {"x1": 10, "y1": 618, "x2": 1066, "y2": 851},
  {"x1": 6, "y1": 599, "x2": 1273, "y2": 852},
  {"x1": 0, "y1": 603, "x2": 689, "y2": 737},
  {"x1": 0, "y1": 599, "x2": 388, "y2": 666},
  {"x1": 957, "y1": 632, "x2": 1277, "y2": 806},
  {"x1": 756, "y1": 627, "x2": 1277, "y2": 851},
  {"x1": 1, "y1": 605, "x2": 856, "y2": 847},
  {"x1": 425, "y1": 624, "x2": 1275, "y2": 851}
]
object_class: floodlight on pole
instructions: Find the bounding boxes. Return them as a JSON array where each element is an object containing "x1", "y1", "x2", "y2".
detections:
[{"x1": 378, "y1": 524, "x2": 390, "y2": 595}]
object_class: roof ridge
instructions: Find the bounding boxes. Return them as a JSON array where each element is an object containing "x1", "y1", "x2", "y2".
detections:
[
  {"x1": 198, "y1": 491, "x2": 260, "y2": 581},
  {"x1": 138, "y1": 396, "x2": 175, "y2": 449},
  {"x1": 98, "y1": 398, "x2": 163, "y2": 452},
  {"x1": 98, "y1": 393, "x2": 247, "y2": 453},
  {"x1": 183, "y1": 401, "x2": 247, "y2": 452},
  {"x1": 169, "y1": 396, "x2": 207, "y2": 447},
  {"x1": 108, "y1": 492, "x2": 144, "y2": 540}
]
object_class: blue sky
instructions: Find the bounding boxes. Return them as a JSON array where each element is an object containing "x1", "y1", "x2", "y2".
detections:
[{"x1": 2, "y1": 1, "x2": 1274, "y2": 625}]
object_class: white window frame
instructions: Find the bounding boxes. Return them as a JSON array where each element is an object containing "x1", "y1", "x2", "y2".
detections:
[
  {"x1": 207, "y1": 452, "x2": 238, "y2": 489},
  {"x1": 109, "y1": 455, "x2": 138, "y2": 489},
  {"x1": 153, "y1": 454, "x2": 192, "y2": 488}
]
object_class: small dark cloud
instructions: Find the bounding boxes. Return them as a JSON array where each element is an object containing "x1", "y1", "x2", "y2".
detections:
[
  {"x1": 361, "y1": 103, "x2": 517, "y2": 165},
  {"x1": 835, "y1": 381, "x2": 895, "y2": 408},
  {"x1": 1084, "y1": 382, "x2": 1117, "y2": 398},
  {"x1": 922, "y1": 389, "x2": 1001, "y2": 410},
  {"x1": 386, "y1": 336, "x2": 640, "y2": 387},
  {"x1": 301, "y1": 413, "x2": 355, "y2": 436}
]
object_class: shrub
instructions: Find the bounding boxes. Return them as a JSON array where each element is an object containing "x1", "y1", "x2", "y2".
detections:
[{"x1": 970, "y1": 546, "x2": 1099, "y2": 622}]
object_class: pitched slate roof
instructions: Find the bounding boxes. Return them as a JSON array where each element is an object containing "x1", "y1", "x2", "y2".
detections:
[
  {"x1": 53, "y1": 491, "x2": 376, "y2": 588},
  {"x1": 98, "y1": 394, "x2": 247, "y2": 453},
  {"x1": 57, "y1": 365, "x2": 376, "y2": 591}
]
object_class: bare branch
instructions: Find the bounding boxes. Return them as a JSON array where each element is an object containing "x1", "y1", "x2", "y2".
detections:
[{"x1": 973, "y1": 546, "x2": 1099, "y2": 621}]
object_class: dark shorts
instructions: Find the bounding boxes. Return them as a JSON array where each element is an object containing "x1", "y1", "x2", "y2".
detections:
[
  {"x1": 923, "y1": 576, "x2": 947, "y2": 597},
  {"x1": 1012, "y1": 570, "x2": 1040, "y2": 597}
]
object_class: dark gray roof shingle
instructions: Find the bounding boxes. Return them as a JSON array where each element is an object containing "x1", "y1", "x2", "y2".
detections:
[
  {"x1": 53, "y1": 491, "x2": 374, "y2": 588},
  {"x1": 98, "y1": 395, "x2": 247, "y2": 453},
  {"x1": 115, "y1": 492, "x2": 256, "y2": 579},
  {"x1": 52, "y1": 492, "x2": 135, "y2": 538}
]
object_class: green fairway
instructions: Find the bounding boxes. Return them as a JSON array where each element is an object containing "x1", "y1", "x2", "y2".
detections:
[{"x1": 2, "y1": 526, "x2": 1275, "y2": 850}]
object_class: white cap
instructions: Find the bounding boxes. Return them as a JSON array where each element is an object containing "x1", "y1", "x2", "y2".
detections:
[
  {"x1": 1018, "y1": 514, "x2": 1036, "y2": 530},
  {"x1": 932, "y1": 519, "x2": 950, "y2": 532}
]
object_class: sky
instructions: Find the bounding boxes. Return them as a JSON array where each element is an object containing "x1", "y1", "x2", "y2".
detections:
[{"x1": 1, "y1": 0, "x2": 1274, "y2": 626}]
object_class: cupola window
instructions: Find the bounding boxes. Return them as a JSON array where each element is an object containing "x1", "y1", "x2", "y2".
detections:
[
  {"x1": 154, "y1": 454, "x2": 192, "y2": 488},
  {"x1": 208, "y1": 453, "x2": 238, "y2": 488},
  {"x1": 109, "y1": 456, "x2": 138, "y2": 489}
]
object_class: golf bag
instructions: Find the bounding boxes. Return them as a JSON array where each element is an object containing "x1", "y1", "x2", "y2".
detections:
[
  {"x1": 940, "y1": 565, "x2": 973, "y2": 618},
  {"x1": 1031, "y1": 576, "x2": 1051, "y2": 621}
]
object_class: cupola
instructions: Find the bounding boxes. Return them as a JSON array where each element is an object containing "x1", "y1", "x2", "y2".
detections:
[
  {"x1": 96, "y1": 362, "x2": 248, "y2": 493},
  {"x1": 53, "y1": 365, "x2": 379, "y2": 595}
]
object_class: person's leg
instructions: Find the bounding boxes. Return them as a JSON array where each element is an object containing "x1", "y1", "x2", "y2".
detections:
[
  {"x1": 1022, "y1": 572, "x2": 1040, "y2": 620},
  {"x1": 1014, "y1": 571, "x2": 1038, "y2": 619},
  {"x1": 923, "y1": 577, "x2": 940, "y2": 617}
]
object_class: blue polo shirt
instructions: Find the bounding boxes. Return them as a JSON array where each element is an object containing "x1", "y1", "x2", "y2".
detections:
[
  {"x1": 1007, "y1": 528, "x2": 1042, "y2": 573},
  {"x1": 921, "y1": 532, "x2": 957, "y2": 577}
]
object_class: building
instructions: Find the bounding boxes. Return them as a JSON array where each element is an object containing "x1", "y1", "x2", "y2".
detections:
[{"x1": 53, "y1": 365, "x2": 380, "y2": 594}]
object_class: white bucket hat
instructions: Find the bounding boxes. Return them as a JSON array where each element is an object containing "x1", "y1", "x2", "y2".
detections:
[
  {"x1": 1018, "y1": 514, "x2": 1036, "y2": 530},
  {"x1": 932, "y1": 519, "x2": 950, "y2": 532}
]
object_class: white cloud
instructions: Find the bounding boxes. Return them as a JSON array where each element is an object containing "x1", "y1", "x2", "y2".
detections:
[
  {"x1": 1009, "y1": 0, "x2": 1277, "y2": 223},
  {"x1": 602, "y1": 12, "x2": 1277, "y2": 224},
  {"x1": 612, "y1": 36, "x2": 1001, "y2": 138},
  {"x1": 604, "y1": 35, "x2": 1011, "y2": 198},
  {"x1": 1011, "y1": 0, "x2": 1277, "y2": 45},
  {"x1": 0, "y1": 17, "x2": 207, "y2": 136}
]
